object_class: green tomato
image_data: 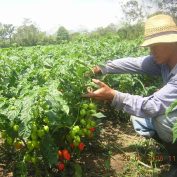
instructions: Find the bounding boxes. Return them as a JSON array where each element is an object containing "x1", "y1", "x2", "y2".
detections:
[
  {"x1": 70, "y1": 131, "x2": 75, "y2": 138},
  {"x1": 80, "y1": 119, "x2": 86, "y2": 126},
  {"x1": 80, "y1": 109, "x2": 86, "y2": 116},
  {"x1": 88, "y1": 103, "x2": 96, "y2": 110},
  {"x1": 85, "y1": 130, "x2": 91, "y2": 137},
  {"x1": 82, "y1": 103, "x2": 88, "y2": 109},
  {"x1": 27, "y1": 141, "x2": 35, "y2": 151},
  {"x1": 31, "y1": 132, "x2": 37, "y2": 140},
  {"x1": 31, "y1": 156, "x2": 37, "y2": 164},
  {"x1": 7, "y1": 137, "x2": 13, "y2": 145},
  {"x1": 74, "y1": 136, "x2": 80, "y2": 143},
  {"x1": 13, "y1": 124, "x2": 19, "y2": 132},
  {"x1": 86, "y1": 123, "x2": 91, "y2": 129},
  {"x1": 37, "y1": 129, "x2": 45, "y2": 138},
  {"x1": 32, "y1": 140, "x2": 40, "y2": 149},
  {"x1": 72, "y1": 126, "x2": 80, "y2": 133},
  {"x1": 89, "y1": 109, "x2": 96, "y2": 115},
  {"x1": 78, "y1": 130, "x2": 84, "y2": 136},
  {"x1": 90, "y1": 121, "x2": 96, "y2": 127},
  {"x1": 24, "y1": 154, "x2": 31, "y2": 162},
  {"x1": 43, "y1": 125, "x2": 49, "y2": 133},
  {"x1": 83, "y1": 128, "x2": 87, "y2": 135},
  {"x1": 73, "y1": 136, "x2": 81, "y2": 147},
  {"x1": 73, "y1": 139, "x2": 79, "y2": 146}
]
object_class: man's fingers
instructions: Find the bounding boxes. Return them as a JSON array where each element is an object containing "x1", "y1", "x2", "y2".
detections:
[
  {"x1": 87, "y1": 87, "x2": 93, "y2": 93},
  {"x1": 92, "y1": 79, "x2": 107, "y2": 87},
  {"x1": 81, "y1": 92, "x2": 96, "y2": 98},
  {"x1": 82, "y1": 93, "x2": 103, "y2": 101}
]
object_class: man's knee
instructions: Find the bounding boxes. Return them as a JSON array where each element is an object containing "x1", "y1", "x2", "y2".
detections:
[
  {"x1": 130, "y1": 115, "x2": 155, "y2": 137},
  {"x1": 153, "y1": 114, "x2": 174, "y2": 143}
]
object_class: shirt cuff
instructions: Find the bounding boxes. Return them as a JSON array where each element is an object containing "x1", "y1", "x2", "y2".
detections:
[
  {"x1": 99, "y1": 65, "x2": 107, "y2": 75},
  {"x1": 111, "y1": 91, "x2": 127, "y2": 110}
]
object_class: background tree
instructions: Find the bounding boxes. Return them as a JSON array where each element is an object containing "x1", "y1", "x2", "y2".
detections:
[
  {"x1": 4, "y1": 24, "x2": 15, "y2": 44},
  {"x1": 157, "y1": 0, "x2": 177, "y2": 21},
  {"x1": 121, "y1": 0, "x2": 145, "y2": 24},
  {"x1": 0, "y1": 23, "x2": 15, "y2": 47},
  {"x1": 56, "y1": 26, "x2": 70, "y2": 43},
  {"x1": 13, "y1": 19, "x2": 40, "y2": 46}
]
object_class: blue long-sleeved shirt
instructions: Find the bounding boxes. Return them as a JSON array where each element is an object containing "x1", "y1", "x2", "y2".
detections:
[{"x1": 100, "y1": 55, "x2": 177, "y2": 118}]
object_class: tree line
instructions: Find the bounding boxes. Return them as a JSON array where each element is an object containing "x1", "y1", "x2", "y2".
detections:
[{"x1": 0, "y1": 19, "x2": 70, "y2": 47}]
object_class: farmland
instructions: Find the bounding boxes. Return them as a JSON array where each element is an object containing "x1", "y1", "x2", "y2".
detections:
[{"x1": 0, "y1": 34, "x2": 171, "y2": 177}]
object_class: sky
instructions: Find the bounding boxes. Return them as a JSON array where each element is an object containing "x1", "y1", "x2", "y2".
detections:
[{"x1": 0, "y1": 0, "x2": 123, "y2": 33}]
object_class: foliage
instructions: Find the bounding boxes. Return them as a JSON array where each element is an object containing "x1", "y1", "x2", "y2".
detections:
[
  {"x1": 0, "y1": 34, "x2": 162, "y2": 175},
  {"x1": 13, "y1": 24, "x2": 41, "y2": 46},
  {"x1": 56, "y1": 26, "x2": 70, "y2": 43},
  {"x1": 166, "y1": 100, "x2": 177, "y2": 143},
  {"x1": 117, "y1": 22, "x2": 144, "y2": 40},
  {"x1": 157, "y1": 0, "x2": 177, "y2": 18},
  {"x1": 0, "y1": 23, "x2": 15, "y2": 47},
  {"x1": 121, "y1": 0, "x2": 145, "y2": 24}
]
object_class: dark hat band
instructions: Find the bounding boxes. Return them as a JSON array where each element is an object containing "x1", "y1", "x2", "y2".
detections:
[{"x1": 145, "y1": 31, "x2": 177, "y2": 40}]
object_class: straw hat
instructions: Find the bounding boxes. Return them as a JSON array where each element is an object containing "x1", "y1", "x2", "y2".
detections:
[{"x1": 141, "y1": 14, "x2": 177, "y2": 47}]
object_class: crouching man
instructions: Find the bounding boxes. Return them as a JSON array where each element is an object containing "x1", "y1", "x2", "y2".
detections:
[{"x1": 83, "y1": 14, "x2": 177, "y2": 176}]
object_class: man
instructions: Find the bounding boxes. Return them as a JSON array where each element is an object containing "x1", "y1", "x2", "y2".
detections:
[{"x1": 83, "y1": 14, "x2": 177, "y2": 176}]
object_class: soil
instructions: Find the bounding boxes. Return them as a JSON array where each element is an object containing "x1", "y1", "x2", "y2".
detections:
[
  {"x1": 78, "y1": 117, "x2": 170, "y2": 177},
  {"x1": 79, "y1": 119, "x2": 144, "y2": 177}
]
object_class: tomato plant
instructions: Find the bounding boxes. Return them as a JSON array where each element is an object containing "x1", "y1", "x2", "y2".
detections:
[{"x1": 0, "y1": 35, "x2": 161, "y2": 176}]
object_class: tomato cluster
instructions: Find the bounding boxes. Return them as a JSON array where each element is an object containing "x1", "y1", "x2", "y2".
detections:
[
  {"x1": 0, "y1": 100, "x2": 98, "y2": 174},
  {"x1": 68, "y1": 102, "x2": 96, "y2": 144},
  {"x1": 24, "y1": 121, "x2": 50, "y2": 163},
  {"x1": 1, "y1": 122, "x2": 24, "y2": 150},
  {"x1": 55, "y1": 102, "x2": 97, "y2": 173}
]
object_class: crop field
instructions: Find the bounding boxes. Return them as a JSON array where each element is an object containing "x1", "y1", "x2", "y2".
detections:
[{"x1": 0, "y1": 35, "x2": 172, "y2": 177}]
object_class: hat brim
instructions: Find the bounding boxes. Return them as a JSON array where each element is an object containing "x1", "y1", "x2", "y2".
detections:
[{"x1": 140, "y1": 34, "x2": 177, "y2": 47}]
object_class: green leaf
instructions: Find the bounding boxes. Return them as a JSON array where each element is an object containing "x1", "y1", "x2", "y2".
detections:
[
  {"x1": 41, "y1": 134, "x2": 58, "y2": 166},
  {"x1": 166, "y1": 100, "x2": 177, "y2": 116},
  {"x1": 74, "y1": 163, "x2": 82, "y2": 177},
  {"x1": 105, "y1": 159, "x2": 110, "y2": 170},
  {"x1": 47, "y1": 81, "x2": 70, "y2": 115},
  {"x1": 13, "y1": 161, "x2": 27, "y2": 177},
  {"x1": 172, "y1": 122, "x2": 177, "y2": 143},
  {"x1": 19, "y1": 96, "x2": 34, "y2": 138},
  {"x1": 92, "y1": 112, "x2": 106, "y2": 119}
]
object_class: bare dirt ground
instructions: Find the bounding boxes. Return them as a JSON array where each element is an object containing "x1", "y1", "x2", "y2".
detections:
[{"x1": 79, "y1": 118, "x2": 170, "y2": 177}]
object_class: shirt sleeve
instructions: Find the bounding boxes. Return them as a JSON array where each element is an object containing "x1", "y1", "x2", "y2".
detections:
[
  {"x1": 111, "y1": 77, "x2": 177, "y2": 118},
  {"x1": 100, "y1": 55, "x2": 161, "y2": 76}
]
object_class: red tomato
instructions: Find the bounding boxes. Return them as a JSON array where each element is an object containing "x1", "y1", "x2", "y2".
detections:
[
  {"x1": 57, "y1": 162, "x2": 65, "y2": 171},
  {"x1": 89, "y1": 127, "x2": 96, "y2": 132},
  {"x1": 78, "y1": 142, "x2": 85, "y2": 151},
  {"x1": 70, "y1": 143, "x2": 75, "y2": 149},
  {"x1": 62, "y1": 149, "x2": 71, "y2": 161}
]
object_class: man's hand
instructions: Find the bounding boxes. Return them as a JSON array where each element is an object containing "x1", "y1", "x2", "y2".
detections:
[
  {"x1": 84, "y1": 66, "x2": 102, "y2": 77},
  {"x1": 92, "y1": 66, "x2": 102, "y2": 75},
  {"x1": 82, "y1": 79, "x2": 116, "y2": 101}
]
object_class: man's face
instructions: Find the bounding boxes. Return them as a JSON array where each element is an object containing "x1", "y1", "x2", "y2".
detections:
[{"x1": 150, "y1": 43, "x2": 175, "y2": 65}]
